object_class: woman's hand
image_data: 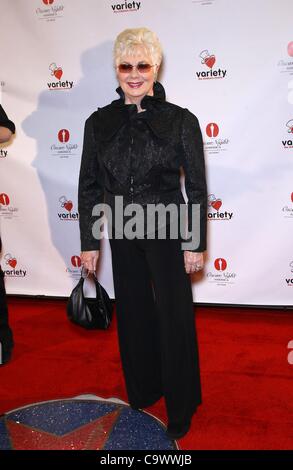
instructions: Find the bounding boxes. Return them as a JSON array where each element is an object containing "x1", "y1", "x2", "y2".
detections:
[
  {"x1": 184, "y1": 251, "x2": 204, "y2": 274},
  {"x1": 0, "y1": 126, "x2": 13, "y2": 144},
  {"x1": 80, "y1": 250, "x2": 100, "y2": 273}
]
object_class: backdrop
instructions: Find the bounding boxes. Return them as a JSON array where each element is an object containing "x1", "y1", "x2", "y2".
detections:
[{"x1": 0, "y1": 0, "x2": 292, "y2": 306}]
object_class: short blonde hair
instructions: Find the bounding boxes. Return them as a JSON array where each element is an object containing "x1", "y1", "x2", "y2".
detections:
[{"x1": 113, "y1": 27, "x2": 163, "y2": 68}]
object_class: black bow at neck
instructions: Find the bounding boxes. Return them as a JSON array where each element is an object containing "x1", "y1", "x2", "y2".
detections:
[
  {"x1": 97, "y1": 81, "x2": 171, "y2": 141},
  {"x1": 114, "y1": 80, "x2": 166, "y2": 111}
]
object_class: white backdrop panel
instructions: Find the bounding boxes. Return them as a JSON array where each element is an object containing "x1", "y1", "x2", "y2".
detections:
[{"x1": 0, "y1": 0, "x2": 292, "y2": 305}]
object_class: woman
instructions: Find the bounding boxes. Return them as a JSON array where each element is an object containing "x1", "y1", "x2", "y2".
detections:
[
  {"x1": 78, "y1": 28, "x2": 207, "y2": 439},
  {"x1": 0, "y1": 104, "x2": 15, "y2": 365}
]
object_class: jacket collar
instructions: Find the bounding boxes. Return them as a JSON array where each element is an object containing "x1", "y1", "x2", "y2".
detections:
[
  {"x1": 98, "y1": 81, "x2": 170, "y2": 141},
  {"x1": 114, "y1": 80, "x2": 166, "y2": 109}
]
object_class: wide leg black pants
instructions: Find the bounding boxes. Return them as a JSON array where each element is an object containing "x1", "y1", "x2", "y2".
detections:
[
  {"x1": 0, "y1": 237, "x2": 13, "y2": 352},
  {"x1": 109, "y1": 231, "x2": 202, "y2": 424}
]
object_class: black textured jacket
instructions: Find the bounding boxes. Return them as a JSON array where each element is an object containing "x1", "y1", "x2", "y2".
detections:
[{"x1": 78, "y1": 82, "x2": 207, "y2": 252}]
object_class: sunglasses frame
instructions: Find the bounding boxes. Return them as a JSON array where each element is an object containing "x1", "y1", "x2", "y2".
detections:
[{"x1": 117, "y1": 63, "x2": 157, "y2": 74}]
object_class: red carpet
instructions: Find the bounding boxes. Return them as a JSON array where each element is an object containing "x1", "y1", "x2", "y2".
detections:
[{"x1": 1, "y1": 298, "x2": 292, "y2": 450}]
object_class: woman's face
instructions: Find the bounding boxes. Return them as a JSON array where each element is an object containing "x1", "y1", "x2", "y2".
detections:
[{"x1": 116, "y1": 46, "x2": 158, "y2": 103}]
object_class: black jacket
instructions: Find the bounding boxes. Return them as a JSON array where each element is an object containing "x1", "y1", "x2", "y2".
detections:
[
  {"x1": 0, "y1": 105, "x2": 15, "y2": 253},
  {"x1": 78, "y1": 82, "x2": 207, "y2": 252},
  {"x1": 0, "y1": 105, "x2": 15, "y2": 134}
]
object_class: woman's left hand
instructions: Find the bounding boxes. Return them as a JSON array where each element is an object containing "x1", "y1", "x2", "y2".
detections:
[{"x1": 184, "y1": 251, "x2": 204, "y2": 274}]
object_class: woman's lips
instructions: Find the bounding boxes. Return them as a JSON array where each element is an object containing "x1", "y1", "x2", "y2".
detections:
[{"x1": 127, "y1": 82, "x2": 144, "y2": 89}]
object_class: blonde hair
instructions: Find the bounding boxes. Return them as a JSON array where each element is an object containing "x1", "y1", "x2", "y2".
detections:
[{"x1": 113, "y1": 27, "x2": 163, "y2": 69}]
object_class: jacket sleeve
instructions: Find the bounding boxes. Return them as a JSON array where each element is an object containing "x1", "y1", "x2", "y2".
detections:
[
  {"x1": 78, "y1": 112, "x2": 104, "y2": 251},
  {"x1": 180, "y1": 108, "x2": 207, "y2": 252},
  {"x1": 0, "y1": 105, "x2": 15, "y2": 133}
]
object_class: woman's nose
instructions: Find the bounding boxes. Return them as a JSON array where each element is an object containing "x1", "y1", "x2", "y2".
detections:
[{"x1": 129, "y1": 66, "x2": 140, "y2": 78}]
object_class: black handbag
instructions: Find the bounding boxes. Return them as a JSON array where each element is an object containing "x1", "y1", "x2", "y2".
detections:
[{"x1": 67, "y1": 269, "x2": 113, "y2": 330}]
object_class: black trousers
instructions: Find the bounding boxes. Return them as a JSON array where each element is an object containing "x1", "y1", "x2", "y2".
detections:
[
  {"x1": 0, "y1": 236, "x2": 13, "y2": 351},
  {"x1": 109, "y1": 229, "x2": 202, "y2": 424}
]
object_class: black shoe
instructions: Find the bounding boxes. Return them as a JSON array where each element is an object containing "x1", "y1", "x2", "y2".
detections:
[
  {"x1": 166, "y1": 419, "x2": 191, "y2": 440},
  {"x1": 0, "y1": 347, "x2": 12, "y2": 366}
]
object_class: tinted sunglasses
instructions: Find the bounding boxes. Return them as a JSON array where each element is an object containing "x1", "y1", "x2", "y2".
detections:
[{"x1": 117, "y1": 63, "x2": 156, "y2": 73}]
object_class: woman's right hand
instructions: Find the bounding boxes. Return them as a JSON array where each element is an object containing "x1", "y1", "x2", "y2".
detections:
[{"x1": 80, "y1": 250, "x2": 100, "y2": 273}]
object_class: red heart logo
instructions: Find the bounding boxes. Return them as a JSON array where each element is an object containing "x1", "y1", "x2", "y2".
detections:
[
  {"x1": 64, "y1": 201, "x2": 73, "y2": 212},
  {"x1": 8, "y1": 258, "x2": 17, "y2": 268},
  {"x1": 54, "y1": 68, "x2": 63, "y2": 80},
  {"x1": 291, "y1": 192, "x2": 293, "y2": 203},
  {"x1": 205, "y1": 56, "x2": 216, "y2": 69},
  {"x1": 211, "y1": 199, "x2": 222, "y2": 211}
]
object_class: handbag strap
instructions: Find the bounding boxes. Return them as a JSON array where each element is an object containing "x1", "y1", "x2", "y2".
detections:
[
  {"x1": 93, "y1": 272, "x2": 103, "y2": 297},
  {"x1": 80, "y1": 269, "x2": 103, "y2": 300},
  {"x1": 81, "y1": 266, "x2": 90, "y2": 279}
]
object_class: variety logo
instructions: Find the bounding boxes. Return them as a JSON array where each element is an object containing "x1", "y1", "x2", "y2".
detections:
[
  {"x1": 285, "y1": 261, "x2": 293, "y2": 287},
  {"x1": 286, "y1": 120, "x2": 293, "y2": 132},
  {"x1": 282, "y1": 192, "x2": 293, "y2": 218},
  {"x1": 50, "y1": 129, "x2": 78, "y2": 159},
  {"x1": 58, "y1": 196, "x2": 79, "y2": 221},
  {"x1": 282, "y1": 120, "x2": 293, "y2": 148},
  {"x1": 0, "y1": 193, "x2": 19, "y2": 219},
  {"x1": 208, "y1": 194, "x2": 233, "y2": 220},
  {"x1": 36, "y1": 0, "x2": 64, "y2": 22},
  {"x1": 0, "y1": 149, "x2": 8, "y2": 159},
  {"x1": 196, "y1": 50, "x2": 227, "y2": 80},
  {"x1": 207, "y1": 257, "x2": 237, "y2": 285},
  {"x1": 3, "y1": 253, "x2": 27, "y2": 278},
  {"x1": 50, "y1": 62, "x2": 63, "y2": 80},
  {"x1": 111, "y1": 1, "x2": 141, "y2": 12},
  {"x1": 47, "y1": 63, "x2": 74, "y2": 90},
  {"x1": 277, "y1": 41, "x2": 293, "y2": 75},
  {"x1": 204, "y1": 122, "x2": 229, "y2": 155},
  {"x1": 5, "y1": 253, "x2": 17, "y2": 268}
]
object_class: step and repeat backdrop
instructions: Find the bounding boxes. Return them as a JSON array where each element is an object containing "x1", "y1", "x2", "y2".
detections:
[{"x1": 0, "y1": 0, "x2": 292, "y2": 306}]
